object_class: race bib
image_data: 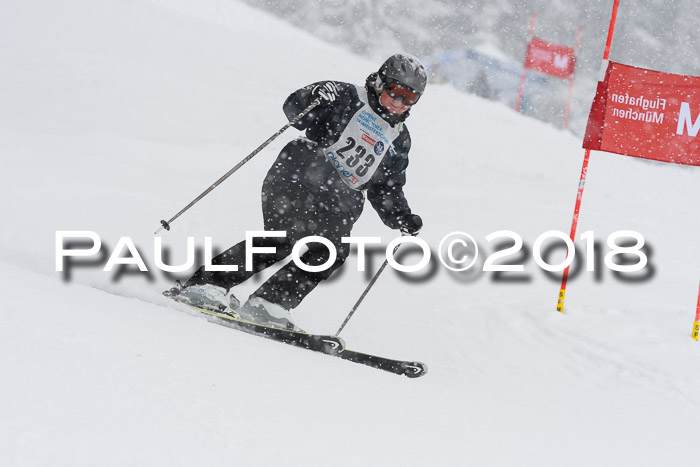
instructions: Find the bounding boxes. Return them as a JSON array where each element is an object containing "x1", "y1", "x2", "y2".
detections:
[{"x1": 325, "y1": 86, "x2": 399, "y2": 190}]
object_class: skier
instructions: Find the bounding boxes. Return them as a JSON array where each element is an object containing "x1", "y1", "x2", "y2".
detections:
[{"x1": 167, "y1": 54, "x2": 426, "y2": 331}]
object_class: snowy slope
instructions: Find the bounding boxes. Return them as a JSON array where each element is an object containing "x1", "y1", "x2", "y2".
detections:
[{"x1": 2, "y1": 0, "x2": 700, "y2": 466}]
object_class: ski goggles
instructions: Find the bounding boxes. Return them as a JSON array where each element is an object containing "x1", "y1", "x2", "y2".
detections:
[{"x1": 385, "y1": 81, "x2": 421, "y2": 105}]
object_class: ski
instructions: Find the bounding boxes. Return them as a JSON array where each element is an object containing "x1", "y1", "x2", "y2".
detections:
[
  {"x1": 181, "y1": 305, "x2": 426, "y2": 377},
  {"x1": 195, "y1": 307, "x2": 345, "y2": 355},
  {"x1": 337, "y1": 349, "x2": 428, "y2": 378}
]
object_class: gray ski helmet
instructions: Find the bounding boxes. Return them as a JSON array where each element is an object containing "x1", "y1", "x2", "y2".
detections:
[{"x1": 378, "y1": 54, "x2": 427, "y2": 95}]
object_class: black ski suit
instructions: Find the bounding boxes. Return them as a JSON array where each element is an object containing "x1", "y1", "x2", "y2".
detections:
[{"x1": 187, "y1": 75, "x2": 418, "y2": 310}]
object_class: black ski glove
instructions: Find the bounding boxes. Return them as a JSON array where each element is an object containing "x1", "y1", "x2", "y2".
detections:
[
  {"x1": 311, "y1": 81, "x2": 341, "y2": 105},
  {"x1": 398, "y1": 213, "x2": 423, "y2": 236}
]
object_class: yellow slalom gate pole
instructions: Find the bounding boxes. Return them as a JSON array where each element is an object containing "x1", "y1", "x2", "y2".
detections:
[{"x1": 692, "y1": 282, "x2": 700, "y2": 341}]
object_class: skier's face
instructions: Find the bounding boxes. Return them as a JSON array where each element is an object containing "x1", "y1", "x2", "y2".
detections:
[{"x1": 380, "y1": 89, "x2": 412, "y2": 115}]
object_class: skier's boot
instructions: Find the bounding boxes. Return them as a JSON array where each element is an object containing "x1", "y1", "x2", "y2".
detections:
[
  {"x1": 164, "y1": 281, "x2": 239, "y2": 317},
  {"x1": 237, "y1": 297, "x2": 303, "y2": 332}
]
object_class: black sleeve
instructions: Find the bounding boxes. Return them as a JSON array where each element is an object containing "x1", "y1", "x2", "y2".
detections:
[{"x1": 366, "y1": 128, "x2": 413, "y2": 229}]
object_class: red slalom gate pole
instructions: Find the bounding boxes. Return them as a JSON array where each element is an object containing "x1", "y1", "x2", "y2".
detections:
[
  {"x1": 603, "y1": 0, "x2": 620, "y2": 61},
  {"x1": 556, "y1": 0, "x2": 619, "y2": 313},
  {"x1": 556, "y1": 149, "x2": 590, "y2": 312},
  {"x1": 515, "y1": 12, "x2": 536, "y2": 113},
  {"x1": 563, "y1": 25, "x2": 582, "y2": 130},
  {"x1": 692, "y1": 283, "x2": 700, "y2": 340}
]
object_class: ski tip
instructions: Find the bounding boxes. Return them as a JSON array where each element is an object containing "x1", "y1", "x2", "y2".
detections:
[{"x1": 401, "y1": 361, "x2": 428, "y2": 378}]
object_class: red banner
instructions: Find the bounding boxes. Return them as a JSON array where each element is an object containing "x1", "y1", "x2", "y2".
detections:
[
  {"x1": 524, "y1": 37, "x2": 576, "y2": 79},
  {"x1": 583, "y1": 61, "x2": 700, "y2": 166}
]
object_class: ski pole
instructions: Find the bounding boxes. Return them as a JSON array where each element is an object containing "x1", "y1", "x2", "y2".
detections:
[
  {"x1": 155, "y1": 99, "x2": 321, "y2": 234},
  {"x1": 335, "y1": 240, "x2": 404, "y2": 337}
]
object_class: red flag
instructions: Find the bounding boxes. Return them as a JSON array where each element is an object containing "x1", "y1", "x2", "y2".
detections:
[
  {"x1": 524, "y1": 37, "x2": 576, "y2": 79},
  {"x1": 584, "y1": 61, "x2": 700, "y2": 166}
]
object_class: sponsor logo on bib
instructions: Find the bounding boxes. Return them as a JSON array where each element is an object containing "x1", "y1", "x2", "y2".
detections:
[
  {"x1": 373, "y1": 141, "x2": 384, "y2": 155},
  {"x1": 361, "y1": 134, "x2": 376, "y2": 146}
]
